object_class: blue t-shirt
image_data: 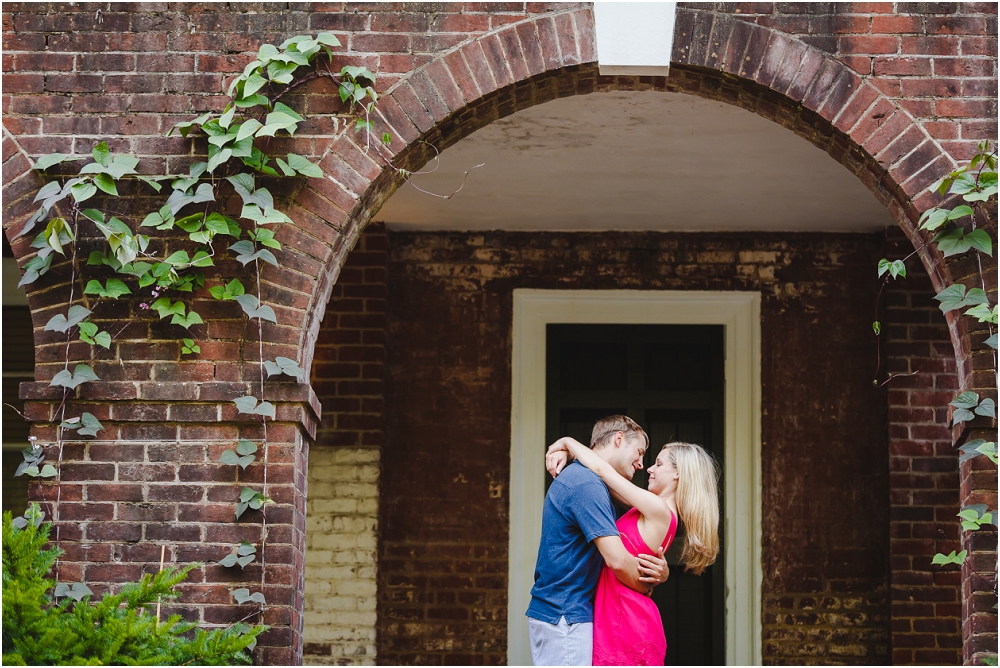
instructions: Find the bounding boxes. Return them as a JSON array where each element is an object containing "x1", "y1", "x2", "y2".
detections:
[{"x1": 526, "y1": 462, "x2": 619, "y2": 624}]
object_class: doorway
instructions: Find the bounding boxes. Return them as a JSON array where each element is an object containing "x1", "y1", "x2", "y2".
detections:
[
  {"x1": 508, "y1": 289, "x2": 761, "y2": 666},
  {"x1": 546, "y1": 324, "x2": 726, "y2": 665}
]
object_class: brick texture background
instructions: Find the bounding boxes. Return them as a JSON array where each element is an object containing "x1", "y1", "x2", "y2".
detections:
[
  {"x1": 883, "y1": 227, "x2": 964, "y2": 665},
  {"x1": 379, "y1": 230, "x2": 890, "y2": 665},
  {"x1": 2, "y1": 2, "x2": 996, "y2": 665}
]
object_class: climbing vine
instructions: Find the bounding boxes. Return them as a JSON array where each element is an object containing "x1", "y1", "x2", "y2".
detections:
[
  {"x1": 9, "y1": 31, "x2": 408, "y2": 648},
  {"x1": 874, "y1": 142, "x2": 998, "y2": 598}
]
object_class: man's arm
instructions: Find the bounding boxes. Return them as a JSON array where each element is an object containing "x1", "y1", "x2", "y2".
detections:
[{"x1": 593, "y1": 535, "x2": 651, "y2": 595}]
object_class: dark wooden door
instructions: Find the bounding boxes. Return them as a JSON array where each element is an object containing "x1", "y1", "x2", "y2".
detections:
[{"x1": 546, "y1": 324, "x2": 726, "y2": 665}]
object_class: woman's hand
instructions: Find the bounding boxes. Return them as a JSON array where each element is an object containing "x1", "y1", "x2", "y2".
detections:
[
  {"x1": 545, "y1": 437, "x2": 582, "y2": 478},
  {"x1": 546, "y1": 449, "x2": 569, "y2": 477}
]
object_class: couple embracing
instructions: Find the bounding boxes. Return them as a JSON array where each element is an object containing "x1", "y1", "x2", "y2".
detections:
[{"x1": 526, "y1": 415, "x2": 720, "y2": 666}]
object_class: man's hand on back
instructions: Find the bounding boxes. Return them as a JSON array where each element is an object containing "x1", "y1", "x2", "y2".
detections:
[{"x1": 637, "y1": 547, "x2": 669, "y2": 587}]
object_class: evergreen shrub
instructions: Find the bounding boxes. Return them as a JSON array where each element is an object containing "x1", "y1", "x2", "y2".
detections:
[{"x1": 2, "y1": 505, "x2": 264, "y2": 665}]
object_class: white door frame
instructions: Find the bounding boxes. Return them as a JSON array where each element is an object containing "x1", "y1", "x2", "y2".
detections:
[{"x1": 507, "y1": 289, "x2": 762, "y2": 666}]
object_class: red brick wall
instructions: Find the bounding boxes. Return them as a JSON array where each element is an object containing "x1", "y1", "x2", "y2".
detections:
[
  {"x1": 684, "y1": 2, "x2": 998, "y2": 163},
  {"x1": 312, "y1": 223, "x2": 388, "y2": 451},
  {"x1": 883, "y1": 229, "x2": 963, "y2": 665},
  {"x1": 380, "y1": 230, "x2": 889, "y2": 665}
]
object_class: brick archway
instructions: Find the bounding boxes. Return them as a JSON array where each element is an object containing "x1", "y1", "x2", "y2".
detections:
[{"x1": 295, "y1": 6, "x2": 971, "y2": 383}]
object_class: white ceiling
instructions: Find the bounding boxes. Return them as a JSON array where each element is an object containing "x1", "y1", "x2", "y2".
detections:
[{"x1": 374, "y1": 90, "x2": 895, "y2": 233}]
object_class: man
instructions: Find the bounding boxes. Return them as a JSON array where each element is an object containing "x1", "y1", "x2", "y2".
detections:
[{"x1": 526, "y1": 415, "x2": 669, "y2": 666}]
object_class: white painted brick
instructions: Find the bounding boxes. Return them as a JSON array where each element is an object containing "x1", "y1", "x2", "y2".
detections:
[{"x1": 304, "y1": 446, "x2": 380, "y2": 664}]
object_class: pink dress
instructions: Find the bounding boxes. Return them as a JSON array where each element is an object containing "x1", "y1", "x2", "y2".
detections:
[{"x1": 593, "y1": 507, "x2": 677, "y2": 666}]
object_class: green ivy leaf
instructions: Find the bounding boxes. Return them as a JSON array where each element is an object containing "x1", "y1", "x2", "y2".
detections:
[
  {"x1": 232, "y1": 588, "x2": 266, "y2": 605},
  {"x1": 234, "y1": 294, "x2": 277, "y2": 323},
  {"x1": 136, "y1": 175, "x2": 165, "y2": 192},
  {"x1": 94, "y1": 174, "x2": 118, "y2": 197},
  {"x1": 207, "y1": 147, "x2": 233, "y2": 173},
  {"x1": 218, "y1": 553, "x2": 240, "y2": 568},
  {"x1": 54, "y1": 582, "x2": 94, "y2": 601},
  {"x1": 170, "y1": 309, "x2": 204, "y2": 329},
  {"x1": 84, "y1": 278, "x2": 132, "y2": 300},
  {"x1": 930, "y1": 550, "x2": 967, "y2": 566},
  {"x1": 33, "y1": 153, "x2": 78, "y2": 171},
  {"x1": 233, "y1": 395, "x2": 276, "y2": 419},
  {"x1": 218, "y1": 449, "x2": 241, "y2": 466},
  {"x1": 45, "y1": 305, "x2": 92, "y2": 333},
  {"x1": 18, "y1": 253, "x2": 54, "y2": 287},
  {"x1": 965, "y1": 304, "x2": 999, "y2": 324},
  {"x1": 70, "y1": 180, "x2": 98, "y2": 203},
  {"x1": 50, "y1": 364, "x2": 99, "y2": 390},
  {"x1": 264, "y1": 356, "x2": 304, "y2": 380},
  {"x1": 934, "y1": 228, "x2": 993, "y2": 258},
  {"x1": 249, "y1": 228, "x2": 281, "y2": 249},
  {"x1": 934, "y1": 284, "x2": 978, "y2": 314},
  {"x1": 965, "y1": 229, "x2": 993, "y2": 256},
  {"x1": 959, "y1": 440, "x2": 998, "y2": 465},
  {"x1": 236, "y1": 440, "x2": 258, "y2": 456},
  {"x1": 985, "y1": 333, "x2": 998, "y2": 350},
  {"x1": 286, "y1": 153, "x2": 323, "y2": 178},
  {"x1": 150, "y1": 297, "x2": 186, "y2": 319},
  {"x1": 975, "y1": 398, "x2": 996, "y2": 418},
  {"x1": 92, "y1": 141, "x2": 111, "y2": 167},
  {"x1": 45, "y1": 304, "x2": 91, "y2": 332},
  {"x1": 950, "y1": 391, "x2": 979, "y2": 409},
  {"x1": 209, "y1": 278, "x2": 246, "y2": 301},
  {"x1": 42, "y1": 217, "x2": 75, "y2": 256},
  {"x1": 169, "y1": 112, "x2": 213, "y2": 137},
  {"x1": 77, "y1": 412, "x2": 104, "y2": 437}
]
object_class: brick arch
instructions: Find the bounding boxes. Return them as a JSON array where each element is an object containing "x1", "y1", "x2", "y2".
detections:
[{"x1": 293, "y1": 6, "x2": 979, "y2": 391}]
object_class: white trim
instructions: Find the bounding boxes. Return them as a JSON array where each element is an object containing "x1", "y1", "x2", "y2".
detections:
[
  {"x1": 594, "y1": 3, "x2": 677, "y2": 76},
  {"x1": 508, "y1": 289, "x2": 762, "y2": 666}
]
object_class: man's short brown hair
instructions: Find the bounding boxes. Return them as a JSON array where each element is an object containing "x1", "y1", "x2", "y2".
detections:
[{"x1": 590, "y1": 415, "x2": 648, "y2": 450}]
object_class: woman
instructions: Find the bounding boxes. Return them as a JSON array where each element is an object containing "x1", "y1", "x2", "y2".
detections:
[{"x1": 546, "y1": 438, "x2": 720, "y2": 666}]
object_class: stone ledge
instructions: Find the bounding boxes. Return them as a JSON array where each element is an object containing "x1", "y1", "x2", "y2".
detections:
[{"x1": 18, "y1": 381, "x2": 323, "y2": 439}]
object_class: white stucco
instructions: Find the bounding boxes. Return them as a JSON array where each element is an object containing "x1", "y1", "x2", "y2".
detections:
[{"x1": 376, "y1": 91, "x2": 895, "y2": 233}]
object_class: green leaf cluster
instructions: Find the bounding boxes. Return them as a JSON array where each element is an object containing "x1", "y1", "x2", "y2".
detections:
[
  {"x1": 218, "y1": 541, "x2": 257, "y2": 569},
  {"x1": 49, "y1": 364, "x2": 99, "y2": 391},
  {"x1": 949, "y1": 391, "x2": 996, "y2": 426},
  {"x1": 957, "y1": 504, "x2": 997, "y2": 531},
  {"x1": 218, "y1": 440, "x2": 258, "y2": 470},
  {"x1": 235, "y1": 487, "x2": 273, "y2": 520},
  {"x1": 59, "y1": 412, "x2": 104, "y2": 438},
  {"x1": 958, "y1": 439, "x2": 998, "y2": 465},
  {"x1": 13, "y1": 445, "x2": 56, "y2": 480},
  {"x1": 930, "y1": 550, "x2": 967, "y2": 566},
  {"x1": 2, "y1": 507, "x2": 264, "y2": 665}
]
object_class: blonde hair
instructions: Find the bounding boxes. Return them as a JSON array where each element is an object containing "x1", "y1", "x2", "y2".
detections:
[
  {"x1": 662, "y1": 442, "x2": 720, "y2": 576},
  {"x1": 590, "y1": 415, "x2": 648, "y2": 450}
]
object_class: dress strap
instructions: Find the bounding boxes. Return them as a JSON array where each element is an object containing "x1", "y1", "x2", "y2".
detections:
[{"x1": 660, "y1": 509, "x2": 677, "y2": 550}]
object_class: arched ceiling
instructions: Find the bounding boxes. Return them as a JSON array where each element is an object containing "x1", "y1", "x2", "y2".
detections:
[{"x1": 374, "y1": 90, "x2": 895, "y2": 233}]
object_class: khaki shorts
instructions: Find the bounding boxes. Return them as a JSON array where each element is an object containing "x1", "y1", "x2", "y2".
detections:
[{"x1": 528, "y1": 616, "x2": 593, "y2": 666}]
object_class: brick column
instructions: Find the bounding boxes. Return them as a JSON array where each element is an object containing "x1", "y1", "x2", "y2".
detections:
[
  {"x1": 883, "y1": 228, "x2": 963, "y2": 664},
  {"x1": 303, "y1": 222, "x2": 387, "y2": 664},
  {"x1": 22, "y1": 380, "x2": 320, "y2": 666}
]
